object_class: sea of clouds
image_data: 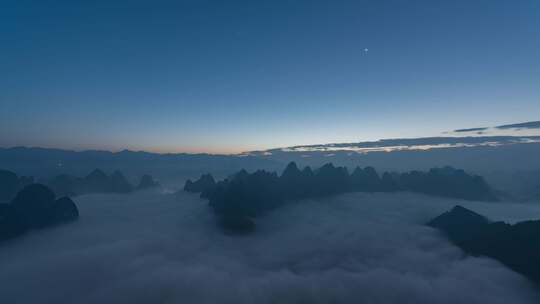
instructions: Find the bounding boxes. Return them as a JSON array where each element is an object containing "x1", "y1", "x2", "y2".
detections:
[{"x1": 1, "y1": 189, "x2": 540, "y2": 304}]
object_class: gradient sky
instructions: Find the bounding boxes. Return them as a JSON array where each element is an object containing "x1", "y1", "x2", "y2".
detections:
[{"x1": 1, "y1": 0, "x2": 539, "y2": 154}]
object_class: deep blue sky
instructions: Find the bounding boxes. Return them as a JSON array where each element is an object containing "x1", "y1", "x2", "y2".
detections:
[{"x1": 1, "y1": 0, "x2": 539, "y2": 153}]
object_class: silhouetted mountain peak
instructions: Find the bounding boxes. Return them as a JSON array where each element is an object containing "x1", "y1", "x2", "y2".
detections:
[
  {"x1": 200, "y1": 174, "x2": 215, "y2": 183},
  {"x1": 450, "y1": 205, "x2": 479, "y2": 215},
  {"x1": 302, "y1": 166, "x2": 314, "y2": 176},
  {"x1": 428, "y1": 205, "x2": 489, "y2": 243},
  {"x1": 0, "y1": 169, "x2": 34, "y2": 202},
  {"x1": 0, "y1": 169, "x2": 21, "y2": 201},
  {"x1": 429, "y1": 205, "x2": 488, "y2": 226},
  {"x1": 184, "y1": 173, "x2": 216, "y2": 198},
  {"x1": 318, "y1": 163, "x2": 336, "y2": 172},
  {"x1": 1, "y1": 184, "x2": 80, "y2": 241},
  {"x1": 52, "y1": 197, "x2": 79, "y2": 223},
  {"x1": 86, "y1": 169, "x2": 108, "y2": 180},
  {"x1": 351, "y1": 166, "x2": 363, "y2": 176},
  {"x1": 429, "y1": 206, "x2": 540, "y2": 283},
  {"x1": 364, "y1": 166, "x2": 379, "y2": 177},
  {"x1": 185, "y1": 163, "x2": 498, "y2": 234},
  {"x1": 136, "y1": 174, "x2": 159, "y2": 190},
  {"x1": 111, "y1": 170, "x2": 125, "y2": 178},
  {"x1": 281, "y1": 162, "x2": 301, "y2": 178},
  {"x1": 109, "y1": 170, "x2": 133, "y2": 193},
  {"x1": 11, "y1": 184, "x2": 56, "y2": 229},
  {"x1": 285, "y1": 161, "x2": 299, "y2": 170},
  {"x1": 234, "y1": 169, "x2": 249, "y2": 179},
  {"x1": 13, "y1": 184, "x2": 56, "y2": 208},
  {"x1": 0, "y1": 169, "x2": 17, "y2": 181}
]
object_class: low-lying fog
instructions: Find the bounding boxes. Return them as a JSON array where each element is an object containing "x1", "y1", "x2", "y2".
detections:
[{"x1": 1, "y1": 190, "x2": 540, "y2": 304}]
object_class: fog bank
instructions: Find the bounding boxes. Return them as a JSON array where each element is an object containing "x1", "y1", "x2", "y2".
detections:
[{"x1": 0, "y1": 190, "x2": 539, "y2": 304}]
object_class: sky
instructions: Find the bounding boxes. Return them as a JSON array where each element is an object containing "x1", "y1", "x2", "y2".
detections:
[{"x1": 1, "y1": 0, "x2": 539, "y2": 154}]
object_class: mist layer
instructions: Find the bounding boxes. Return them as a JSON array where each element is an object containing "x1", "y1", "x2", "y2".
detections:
[{"x1": 0, "y1": 190, "x2": 539, "y2": 304}]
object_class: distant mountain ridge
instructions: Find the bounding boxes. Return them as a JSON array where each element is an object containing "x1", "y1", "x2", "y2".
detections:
[
  {"x1": 185, "y1": 162, "x2": 497, "y2": 233},
  {"x1": 1, "y1": 168, "x2": 160, "y2": 198},
  {"x1": 2, "y1": 135, "x2": 540, "y2": 201},
  {"x1": 0, "y1": 146, "x2": 280, "y2": 178}
]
